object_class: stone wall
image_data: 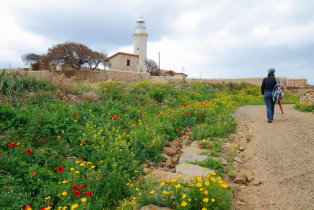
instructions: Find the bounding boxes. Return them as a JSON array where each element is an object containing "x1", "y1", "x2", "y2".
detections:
[
  {"x1": 286, "y1": 78, "x2": 308, "y2": 89},
  {"x1": 28, "y1": 70, "x2": 53, "y2": 80},
  {"x1": 151, "y1": 76, "x2": 289, "y2": 88},
  {"x1": 28, "y1": 70, "x2": 150, "y2": 82},
  {"x1": 299, "y1": 87, "x2": 314, "y2": 104}
]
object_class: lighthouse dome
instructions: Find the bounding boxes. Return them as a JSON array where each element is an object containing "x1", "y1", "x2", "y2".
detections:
[{"x1": 136, "y1": 17, "x2": 145, "y2": 27}]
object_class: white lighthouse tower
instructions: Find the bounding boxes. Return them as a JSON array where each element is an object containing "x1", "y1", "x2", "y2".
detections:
[{"x1": 133, "y1": 17, "x2": 148, "y2": 72}]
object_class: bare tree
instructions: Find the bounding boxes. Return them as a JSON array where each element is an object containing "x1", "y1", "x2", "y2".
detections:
[
  {"x1": 21, "y1": 53, "x2": 42, "y2": 70},
  {"x1": 87, "y1": 51, "x2": 107, "y2": 71},
  {"x1": 145, "y1": 59, "x2": 160, "y2": 76}
]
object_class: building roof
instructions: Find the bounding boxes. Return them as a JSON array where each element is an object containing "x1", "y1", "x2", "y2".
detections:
[
  {"x1": 108, "y1": 52, "x2": 139, "y2": 60},
  {"x1": 160, "y1": 69, "x2": 188, "y2": 77}
]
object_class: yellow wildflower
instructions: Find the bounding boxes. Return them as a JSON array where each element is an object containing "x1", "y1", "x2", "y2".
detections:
[
  {"x1": 45, "y1": 196, "x2": 50, "y2": 200},
  {"x1": 71, "y1": 204, "x2": 78, "y2": 209},
  {"x1": 70, "y1": 168, "x2": 74, "y2": 171},
  {"x1": 181, "y1": 202, "x2": 187, "y2": 207},
  {"x1": 81, "y1": 198, "x2": 86, "y2": 202},
  {"x1": 203, "y1": 198, "x2": 209, "y2": 202},
  {"x1": 211, "y1": 198, "x2": 215, "y2": 202},
  {"x1": 62, "y1": 192, "x2": 67, "y2": 196},
  {"x1": 62, "y1": 180, "x2": 68, "y2": 184},
  {"x1": 150, "y1": 190, "x2": 155, "y2": 194}
]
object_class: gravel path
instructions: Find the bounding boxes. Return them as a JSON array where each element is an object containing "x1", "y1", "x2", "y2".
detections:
[{"x1": 234, "y1": 104, "x2": 314, "y2": 209}]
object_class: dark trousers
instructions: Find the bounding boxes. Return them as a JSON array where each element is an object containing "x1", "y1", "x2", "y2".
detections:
[{"x1": 264, "y1": 91, "x2": 275, "y2": 120}]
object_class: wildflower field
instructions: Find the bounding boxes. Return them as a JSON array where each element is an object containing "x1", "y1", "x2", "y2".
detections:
[{"x1": 0, "y1": 73, "x2": 299, "y2": 210}]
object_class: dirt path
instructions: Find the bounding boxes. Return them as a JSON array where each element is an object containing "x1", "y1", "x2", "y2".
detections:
[{"x1": 233, "y1": 104, "x2": 314, "y2": 210}]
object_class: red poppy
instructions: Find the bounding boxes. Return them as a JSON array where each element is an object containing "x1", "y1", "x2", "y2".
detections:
[
  {"x1": 75, "y1": 190, "x2": 81, "y2": 196},
  {"x1": 185, "y1": 111, "x2": 189, "y2": 115},
  {"x1": 38, "y1": 120, "x2": 41, "y2": 123},
  {"x1": 32, "y1": 171, "x2": 36, "y2": 175},
  {"x1": 138, "y1": 177, "x2": 142, "y2": 182},
  {"x1": 135, "y1": 123, "x2": 137, "y2": 125},
  {"x1": 40, "y1": 208, "x2": 46, "y2": 210},
  {"x1": 199, "y1": 143, "x2": 203, "y2": 146},
  {"x1": 176, "y1": 128, "x2": 179, "y2": 132},
  {"x1": 48, "y1": 202, "x2": 53, "y2": 206},
  {"x1": 115, "y1": 95, "x2": 118, "y2": 97},
  {"x1": 158, "y1": 111, "x2": 161, "y2": 114},
  {"x1": 125, "y1": 130, "x2": 128, "y2": 134},
  {"x1": 122, "y1": 106, "x2": 125, "y2": 109},
  {"x1": 140, "y1": 113, "x2": 142, "y2": 115},
  {"x1": 9, "y1": 142, "x2": 15, "y2": 148},
  {"x1": 81, "y1": 141, "x2": 85, "y2": 145},
  {"x1": 25, "y1": 205, "x2": 31, "y2": 210},
  {"x1": 116, "y1": 114, "x2": 119, "y2": 118},
  {"x1": 151, "y1": 131, "x2": 154, "y2": 134},
  {"x1": 174, "y1": 115, "x2": 175, "y2": 118},
  {"x1": 112, "y1": 116, "x2": 116, "y2": 119},
  {"x1": 79, "y1": 157, "x2": 83, "y2": 161},
  {"x1": 184, "y1": 104, "x2": 186, "y2": 108},
  {"x1": 26, "y1": 149, "x2": 32, "y2": 154},
  {"x1": 218, "y1": 111, "x2": 220, "y2": 114},
  {"x1": 201, "y1": 114, "x2": 203, "y2": 116},
  {"x1": 73, "y1": 112, "x2": 77, "y2": 116},
  {"x1": 58, "y1": 166, "x2": 64, "y2": 173},
  {"x1": 80, "y1": 185, "x2": 85, "y2": 189},
  {"x1": 207, "y1": 146, "x2": 210, "y2": 149},
  {"x1": 72, "y1": 185, "x2": 78, "y2": 191},
  {"x1": 100, "y1": 174, "x2": 103, "y2": 180},
  {"x1": 86, "y1": 191, "x2": 93, "y2": 198}
]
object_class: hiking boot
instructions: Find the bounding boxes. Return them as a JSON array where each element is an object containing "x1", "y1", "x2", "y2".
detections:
[{"x1": 268, "y1": 119, "x2": 273, "y2": 123}]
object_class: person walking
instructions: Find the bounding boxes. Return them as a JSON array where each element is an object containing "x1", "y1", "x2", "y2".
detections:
[{"x1": 261, "y1": 68, "x2": 277, "y2": 123}]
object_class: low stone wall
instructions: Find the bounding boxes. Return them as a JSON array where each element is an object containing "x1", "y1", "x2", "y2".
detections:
[
  {"x1": 286, "y1": 78, "x2": 308, "y2": 89},
  {"x1": 300, "y1": 87, "x2": 314, "y2": 104},
  {"x1": 28, "y1": 70, "x2": 53, "y2": 80},
  {"x1": 151, "y1": 76, "x2": 288, "y2": 88},
  {"x1": 0, "y1": 68, "x2": 28, "y2": 75},
  {"x1": 28, "y1": 70, "x2": 150, "y2": 82}
]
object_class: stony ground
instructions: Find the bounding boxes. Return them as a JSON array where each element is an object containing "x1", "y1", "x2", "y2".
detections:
[{"x1": 233, "y1": 104, "x2": 314, "y2": 210}]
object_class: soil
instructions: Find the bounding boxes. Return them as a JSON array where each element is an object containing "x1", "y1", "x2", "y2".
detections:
[{"x1": 232, "y1": 104, "x2": 314, "y2": 210}]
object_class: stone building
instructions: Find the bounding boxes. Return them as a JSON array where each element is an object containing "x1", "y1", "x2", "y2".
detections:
[
  {"x1": 107, "y1": 52, "x2": 139, "y2": 72},
  {"x1": 108, "y1": 17, "x2": 148, "y2": 72}
]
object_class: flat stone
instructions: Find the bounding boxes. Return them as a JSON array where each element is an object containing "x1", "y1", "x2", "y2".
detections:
[
  {"x1": 176, "y1": 163, "x2": 214, "y2": 176},
  {"x1": 140, "y1": 204, "x2": 172, "y2": 210},
  {"x1": 239, "y1": 146, "x2": 245, "y2": 151},
  {"x1": 179, "y1": 153, "x2": 208, "y2": 163},
  {"x1": 234, "y1": 157, "x2": 243, "y2": 164},
  {"x1": 182, "y1": 141, "x2": 207, "y2": 155}
]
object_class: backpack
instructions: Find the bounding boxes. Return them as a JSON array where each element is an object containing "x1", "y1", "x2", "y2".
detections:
[{"x1": 272, "y1": 78, "x2": 284, "y2": 102}]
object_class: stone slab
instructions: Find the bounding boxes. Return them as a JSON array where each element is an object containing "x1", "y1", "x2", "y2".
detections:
[{"x1": 176, "y1": 163, "x2": 215, "y2": 176}]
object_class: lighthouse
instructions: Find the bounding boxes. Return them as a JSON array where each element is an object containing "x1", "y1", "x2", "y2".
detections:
[{"x1": 133, "y1": 17, "x2": 148, "y2": 72}]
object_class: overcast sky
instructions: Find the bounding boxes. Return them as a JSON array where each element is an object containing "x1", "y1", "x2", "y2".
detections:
[{"x1": 1, "y1": 0, "x2": 314, "y2": 84}]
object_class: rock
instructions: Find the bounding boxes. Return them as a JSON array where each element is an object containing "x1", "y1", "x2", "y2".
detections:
[
  {"x1": 239, "y1": 146, "x2": 245, "y2": 151},
  {"x1": 164, "y1": 147, "x2": 176, "y2": 156},
  {"x1": 236, "y1": 201, "x2": 246, "y2": 205},
  {"x1": 224, "y1": 143, "x2": 233, "y2": 147},
  {"x1": 165, "y1": 159, "x2": 172, "y2": 167},
  {"x1": 234, "y1": 157, "x2": 243, "y2": 164},
  {"x1": 221, "y1": 158, "x2": 228, "y2": 166},
  {"x1": 178, "y1": 153, "x2": 208, "y2": 163},
  {"x1": 253, "y1": 178, "x2": 262, "y2": 186},
  {"x1": 233, "y1": 172, "x2": 248, "y2": 184},
  {"x1": 176, "y1": 163, "x2": 214, "y2": 176},
  {"x1": 140, "y1": 204, "x2": 173, "y2": 210},
  {"x1": 269, "y1": 200, "x2": 274, "y2": 205}
]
